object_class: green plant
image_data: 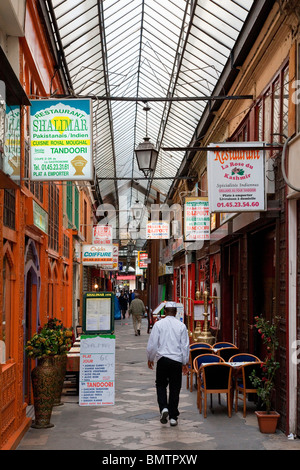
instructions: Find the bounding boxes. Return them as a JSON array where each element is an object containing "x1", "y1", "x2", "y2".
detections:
[
  {"x1": 25, "y1": 328, "x2": 61, "y2": 359},
  {"x1": 250, "y1": 316, "x2": 280, "y2": 413},
  {"x1": 25, "y1": 318, "x2": 73, "y2": 359},
  {"x1": 43, "y1": 318, "x2": 73, "y2": 355}
]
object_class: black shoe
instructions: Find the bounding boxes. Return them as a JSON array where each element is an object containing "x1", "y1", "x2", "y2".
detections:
[{"x1": 137, "y1": 329, "x2": 140, "y2": 335}]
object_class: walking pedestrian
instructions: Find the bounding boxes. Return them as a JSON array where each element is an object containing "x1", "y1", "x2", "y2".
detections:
[
  {"x1": 129, "y1": 289, "x2": 135, "y2": 305},
  {"x1": 146, "y1": 302, "x2": 189, "y2": 427},
  {"x1": 129, "y1": 293, "x2": 145, "y2": 336},
  {"x1": 118, "y1": 290, "x2": 128, "y2": 320}
]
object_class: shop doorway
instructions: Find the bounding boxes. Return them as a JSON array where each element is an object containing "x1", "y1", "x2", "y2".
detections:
[
  {"x1": 222, "y1": 241, "x2": 239, "y2": 345},
  {"x1": 248, "y1": 226, "x2": 276, "y2": 357},
  {"x1": 24, "y1": 240, "x2": 41, "y2": 404}
]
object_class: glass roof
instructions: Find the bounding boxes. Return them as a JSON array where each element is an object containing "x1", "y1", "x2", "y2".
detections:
[{"x1": 47, "y1": 0, "x2": 254, "y2": 242}]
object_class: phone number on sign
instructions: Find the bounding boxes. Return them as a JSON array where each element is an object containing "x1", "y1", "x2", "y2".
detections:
[{"x1": 217, "y1": 201, "x2": 260, "y2": 208}]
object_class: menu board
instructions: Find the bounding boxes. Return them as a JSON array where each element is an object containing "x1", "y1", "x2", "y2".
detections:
[
  {"x1": 83, "y1": 292, "x2": 114, "y2": 334},
  {"x1": 79, "y1": 335, "x2": 115, "y2": 406}
]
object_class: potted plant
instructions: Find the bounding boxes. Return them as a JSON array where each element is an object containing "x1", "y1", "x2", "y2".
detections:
[
  {"x1": 250, "y1": 315, "x2": 280, "y2": 433},
  {"x1": 25, "y1": 326, "x2": 61, "y2": 428},
  {"x1": 43, "y1": 318, "x2": 73, "y2": 406}
]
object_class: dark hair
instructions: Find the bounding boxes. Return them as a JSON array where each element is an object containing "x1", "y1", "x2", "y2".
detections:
[{"x1": 164, "y1": 307, "x2": 177, "y2": 316}]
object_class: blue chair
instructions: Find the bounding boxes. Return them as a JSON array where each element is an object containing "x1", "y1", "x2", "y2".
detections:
[
  {"x1": 235, "y1": 362, "x2": 264, "y2": 417},
  {"x1": 193, "y1": 354, "x2": 225, "y2": 409},
  {"x1": 218, "y1": 347, "x2": 239, "y2": 362},
  {"x1": 199, "y1": 363, "x2": 233, "y2": 418},
  {"x1": 190, "y1": 342, "x2": 212, "y2": 350},
  {"x1": 213, "y1": 342, "x2": 236, "y2": 349},
  {"x1": 187, "y1": 347, "x2": 215, "y2": 392},
  {"x1": 229, "y1": 353, "x2": 260, "y2": 363}
]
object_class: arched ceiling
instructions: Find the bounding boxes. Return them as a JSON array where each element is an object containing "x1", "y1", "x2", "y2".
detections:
[{"x1": 43, "y1": 0, "x2": 255, "y2": 245}]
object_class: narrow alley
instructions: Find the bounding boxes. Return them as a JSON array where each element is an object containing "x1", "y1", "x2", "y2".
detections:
[{"x1": 17, "y1": 317, "x2": 299, "y2": 452}]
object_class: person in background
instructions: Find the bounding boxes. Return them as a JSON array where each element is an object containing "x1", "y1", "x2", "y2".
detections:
[
  {"x1": 129, "y1": 289, "x2": 135, "y2": 305},
  {"x1": 129, "y1": 292, "x2": 145, "y2": 336},
  {"x1": 146, "y1": 302, "x2": 189, "y2": 427},
  {"x1": 118, "y1": 290, "x2": 128, "y2": 320}
]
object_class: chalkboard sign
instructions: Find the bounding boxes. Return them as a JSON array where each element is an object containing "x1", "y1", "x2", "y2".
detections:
[
  {"x1": 83, "y1": 292, "x2": 114, "y2": 335},
  {"x1": 79, "y1": 334, "x2": 115, "y2": 406}
]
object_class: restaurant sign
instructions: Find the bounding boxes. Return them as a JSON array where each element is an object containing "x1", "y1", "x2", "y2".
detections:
[
  {"x1": 184, "y1": 197, "x2": 210, "y2": 241},
  {"x1": 146, "y1": 221, "x2": 170, "y2": 239},
  {"x1": 207, "y1": 142, "x2": 265, "y2": 212},
  {"x1": 30, "y1": 99, "x2": 93, "y2": 181},
  {"x1": 93, "y1": 224, "x2": 112, "y2": 245}
]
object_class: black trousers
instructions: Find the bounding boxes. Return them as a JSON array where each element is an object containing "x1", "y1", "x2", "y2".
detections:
[{"x1": 156, "y1": 357, "x2": 182, "y2": 420}]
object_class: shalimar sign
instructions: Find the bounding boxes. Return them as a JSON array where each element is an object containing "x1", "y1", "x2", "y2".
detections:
[{"x1": 30, "y1": 99, "x2": 93, "y2": 181}]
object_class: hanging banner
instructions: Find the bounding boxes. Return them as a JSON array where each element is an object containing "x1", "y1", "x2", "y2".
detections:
[
  {"x1": 30, "y1": 99, "x2": 93, "y2": 181},
  {"x1": 184, "y1": 197, "x2": 210, "y2": 241},
  {"x1": 138, "y1": 251, "x2": 148, "y2": 269},
  {"x1": 79, "y1": 334, "x2": 115, "y2": 407},
  {"x1": 3, "y1": 105, "x2": 21, "y2": 182},
  {"x1": 93, "y1": 225, "x2": 113, "y2": 245},
  {"x1": 82, "y1": 244, "x2": 114, "y2": 267},
  {"x1": 146, "y1": 221, "x2": 169, "y2": 239},
  {"x1": 207, "y1": 142, "x2": 265, "y2": 212},
  {"x1": 112, "y1": 243, "x2": 119, "y2": 270}
]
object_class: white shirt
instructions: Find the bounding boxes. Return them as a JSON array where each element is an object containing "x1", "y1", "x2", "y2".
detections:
[{"x1": 146, "y1": 315, "x2": 190, "y2": 365}]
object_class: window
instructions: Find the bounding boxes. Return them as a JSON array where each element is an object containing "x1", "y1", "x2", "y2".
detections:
[
  {"x1": 48, "y1": 183, "x2": 59, "y2": 252},
  {"x1": 66, "y1": 182, "x2": 73, "y2": 225},
  {"x1": 1, "y1": 255, "x2": 11, "y2": 362},
  {"x1": 3, "y1": 189, "x2": 15, "y2": 230},
  {"x1": 63, "y1": 234, "x2": 70, "y2": 258},
  {"x1": 83, "y1": 199, "x2": 88, "y2": 241},
  {"x1": 74, "y1": 186, "x2": 79, "y2": 230},
  {"x1": 230, "y1": 115, "x2": 250, "y2": 142},
  {"x1": 255, "y1": 64, "x2": 289, "y2": 144}
]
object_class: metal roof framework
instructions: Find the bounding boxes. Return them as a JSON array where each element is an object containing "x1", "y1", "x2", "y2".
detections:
[{"x1": 43, "y1": 0, "x2": 255, "y2": 247}]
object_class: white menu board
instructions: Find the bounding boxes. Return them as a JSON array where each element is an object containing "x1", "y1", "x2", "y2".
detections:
[
  {"x1": 85, "y1": 297, "x2": 111, "y2": 332},
  {"x1": 79, "y1": 335, "x2": 115, "y2": 406}
]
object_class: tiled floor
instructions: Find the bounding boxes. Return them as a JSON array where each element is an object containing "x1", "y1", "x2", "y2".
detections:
[{"x1": 17, "y1": 318, "x2": 300, "y2": 451}]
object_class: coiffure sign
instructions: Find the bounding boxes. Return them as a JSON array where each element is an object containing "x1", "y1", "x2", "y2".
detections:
[{"x1": 82, "y1": 244, "x2": 114, "y2": 267}]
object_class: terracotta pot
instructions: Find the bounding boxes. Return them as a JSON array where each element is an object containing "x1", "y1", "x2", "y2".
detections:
[
  {"x1": 31, "y1": 356, "x2": 58, "y2": 428},
  {"x1": 53, "y1": 354, "x2": 67, "y2": 406},
  {"x1": 255, "y1": 410, "x2": 280, "y2": 433}
]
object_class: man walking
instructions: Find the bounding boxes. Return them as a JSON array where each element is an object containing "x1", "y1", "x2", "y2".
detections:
[
  {"x1": 129, "y1": 293, "x2": 145, "y2": 336},
  {"x1": 146, "y1": 302, "x2": 189, "y2": 427}
]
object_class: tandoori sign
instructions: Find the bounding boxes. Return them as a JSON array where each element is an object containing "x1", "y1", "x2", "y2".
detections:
[
  {"x1": 207, "y1": 142, "x2": 265, "y2": 212},
  {"x1": 30, "y1": 99, "x2": 93, "y2": 181}
]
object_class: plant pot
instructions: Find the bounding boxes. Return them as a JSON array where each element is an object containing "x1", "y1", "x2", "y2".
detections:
[
  {"x1": 255, "y1": 410, "x2": 280, "y2": 433},
  {"x1": 53, "y1": 354, "x2": 67, "y2": 406},
  {"x1": 31, "y1": 356, "x2": 58, "y2": 429}
]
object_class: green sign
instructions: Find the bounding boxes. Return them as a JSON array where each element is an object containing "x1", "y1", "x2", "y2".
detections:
[{"x1": 33, "y1": 200, "x2": 48, "y2": 234}]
